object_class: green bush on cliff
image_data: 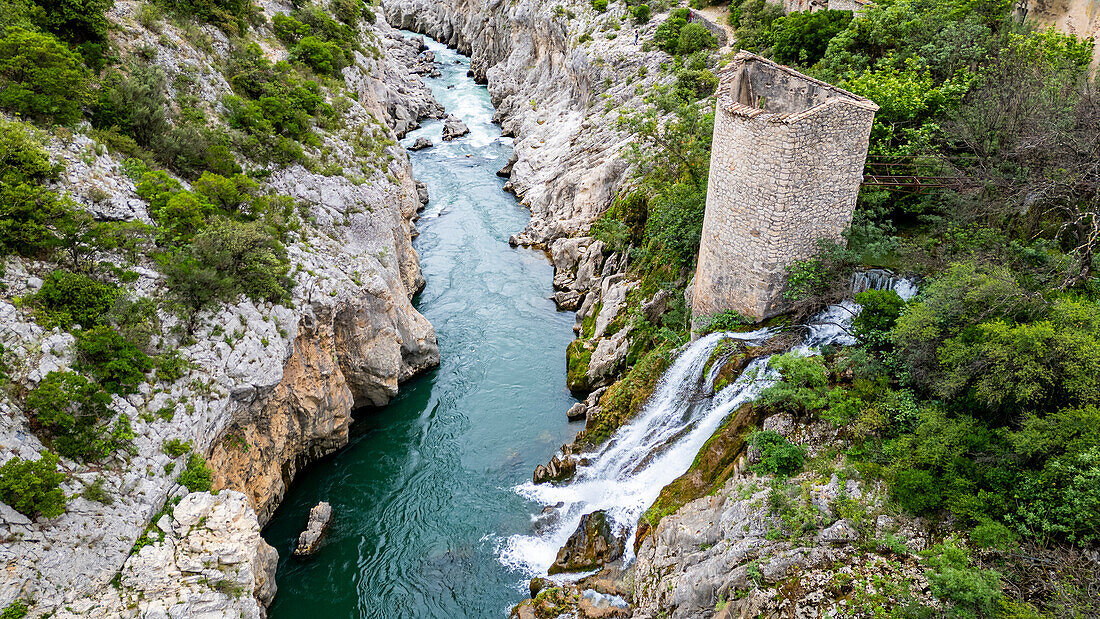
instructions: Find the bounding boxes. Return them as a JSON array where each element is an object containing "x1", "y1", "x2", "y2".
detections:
[
  {"x1": 25, "y1": 370, "x2": 136, "y2": 461},
  {"x1": 748, "y1": 429, "x2": 805, "y2": 476},
  {"x1": 33, "y1": 271, "x2": 120, "y2": 329},
  {"x1": 1, "y1": 600, "x2": 30, "y2": 619},
  {"x1": 0, "y1": 117, "x2": 79, "y2": 258},
  {"x1": 75, "y1": 326, "x2": 154, "y2": 395},
  {"x1": 178, "y1": 453, "x2": 212, "y2": 492},
  {"x1": 0, "y1": 28, "x2": 90, "y2": 126},
  {"x1": 0, "y1": 451, "x2": 67, "y2": 518}
]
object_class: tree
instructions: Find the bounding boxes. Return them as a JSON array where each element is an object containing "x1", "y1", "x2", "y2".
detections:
[
  {"x1": 769, "y1": 10, "x2": 852, "y2": 66},
  {"x1": 25, "y1": 370, "x2": 124, "y2": 461},
  {"x1": 33, "y1": 270, "x2": 119, "y2": 329},
  {"x1": 0, "y1": 451, "x2": 67, "y2": 518},
  {"x1": 75, "y1": 326, "x2": 153, "y2": 395},
  {"x1": 0, "y1": 117, "x2": 73, "y2": 256},
  {"x1": 32, "y1": 0, "x2": 113, "y2": 44},
  {"x1": 0, "y1": 28, "x2": 90, "y2": 125}
]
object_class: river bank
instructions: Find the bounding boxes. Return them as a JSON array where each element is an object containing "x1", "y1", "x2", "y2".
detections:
[{"x1": 261, "y1": 37, "x2": 581, "y2": 617}]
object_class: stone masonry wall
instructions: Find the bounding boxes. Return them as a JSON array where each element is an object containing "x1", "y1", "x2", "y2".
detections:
[{"x1": 692, "y1": 52, "x2": 877, "y2": 321}]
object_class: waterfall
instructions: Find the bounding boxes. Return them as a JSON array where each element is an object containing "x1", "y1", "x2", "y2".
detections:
[{"x1": 498, "y1": 276, "x2": 918, "y2": 580}]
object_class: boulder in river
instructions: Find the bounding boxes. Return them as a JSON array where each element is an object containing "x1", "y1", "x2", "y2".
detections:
[
  {"x1": 566, "y1": 402, "x2": 586, "y2": 421},
  {"x1": 548, "y1": 510, "x2": 625, "y2": 574},
  {"x1": 442, "y1": 115, "x2": 470, "y2": 141},
  {"x1": 410, "y1": 136, "x2": 433, "y2": 151},
  {"x1": 293, "y1": 501, "x2": 333, "y2": 558},
  {"x1": 533, "y1": 455, "x2": 577, "y2": 484}
]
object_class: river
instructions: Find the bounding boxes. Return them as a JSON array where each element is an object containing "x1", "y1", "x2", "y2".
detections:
[{"x1": 262, "y1": 37, "x2": 580, "y2": 617}]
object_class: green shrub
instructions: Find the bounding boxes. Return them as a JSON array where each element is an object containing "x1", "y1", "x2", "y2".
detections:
[
  {"x1": 330, "y1": 0, "x2": 363, "y2": 25},
  {"x1": 676, "y1": 22, "x2": 716, "y2": 55},
  {"x1": 189, "y1": 216, "x2": 291, "y2": 302},
  {"x1": 698, "y1": 310, "x2": 753, "y2": 334},
  {"x1": 80, "y1": 475, "x2": 113, "y2": 505},
  {"x1": 0, "y1": 451, "x2": 67, "y2": 518},
  {"x1": 759, "y1": 353, "x2": 830, "y2": 414},
  {"x1": 591, "y1": 0, "x2": 608, "y2": 11},
  {"x1": 91, "y1": 64, "x2": 169, "y2": 151},
  {"x1": 969, "y1": 520, "x2": 1017, "y2": 551},
  {"x1": 75, "y1": 326, "x2": 153, "y2": 394},
  {"x1": 33, "y1": 0, "x2": 114, "y2": 44},
  {"x1": 748, "y1": 429, "x2": 806, "y2": 476},
  {"x1": 178, "y1": 453, "x2": 212, "y2": 492},
  {"x1": 0, "y1": 118, "x2": 75, "y2": 256},
  {"x1": 731, "y1": 0, "x2": 783, "y2": 52},
  {"x1": 272, "y1": 13, "x2": 311, "y2": 44},
  {"x1": 675, "y1": 68, "x2": 718, "y2": 100},
  {"x1": 892, "y1": 468, "x2": 943, "y2": 515},
  {"x1": 769, "y1": 9, "x2": 852, "y2": 66},
  {"x1": 291, "y1": 35, "x2": 348, "y2": 76},
  {"x1": 852, "y1": 288, "x2": 904, "y2": 351},
  {"x1": 171, "y1": 0, "x2": 252, "y2": 33},
  {"x1": 25, "y1": 370, "x2": 135, "y2": 461},
  {"x1": 922, "y1": 538, "x2": 1002, "y2": 617},
  {"x1": 654, "y1": 15, "x2": 687, "y2": 54},
  {"x1": 645, "y1": 181, "x2": 706, "y2": 266},
  {"x1": 162, "y1": 438, "x2": 192, "y2": 457},
  {"x1": 631, "y1": 4, "x2": 650, "y2": 23},
  {"x1": 33, "y1": 271, "x2": 119, "y2": 329},
  {"x1": 1, "y1": 600, "x2": 30, "y2": 619},
  {"x1": 0, "y1": 28, "x2": 90, "y2": 125}
]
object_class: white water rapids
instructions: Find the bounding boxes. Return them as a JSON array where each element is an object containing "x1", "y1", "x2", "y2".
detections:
[{"x1": 497, "y1": 272, "x2": 918, "y2": 579}]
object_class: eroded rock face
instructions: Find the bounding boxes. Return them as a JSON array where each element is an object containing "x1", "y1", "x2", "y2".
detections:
[
  {"x1": 111, "y1": 491, "x2": 278, "y2": 618},
  {"x1": 632, "y1": 473, "x2": 931, "y2": 618},
  {"x1": 549, "y1": 510, "x2": 626, "y2": 575},
  {"x1": 294, "y1": 501, "x2": 334, "y2": 557}
]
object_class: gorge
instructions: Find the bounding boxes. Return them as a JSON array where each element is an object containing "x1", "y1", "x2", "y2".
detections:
[{"x1": 0, "y1": 0, "x2": 1097, "y2": 616}]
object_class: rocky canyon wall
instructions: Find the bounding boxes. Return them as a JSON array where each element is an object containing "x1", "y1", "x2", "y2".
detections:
[{"x1": 0, "y1": 3, "x2": 442, "y2": 616}]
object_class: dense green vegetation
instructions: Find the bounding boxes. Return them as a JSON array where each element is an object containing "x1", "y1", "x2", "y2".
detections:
[
  {"x1": 0, "y1": 0, "x2": 362, "y2": 523},
  {"x1": 589, "y1": 0, "x2": 1099, "y2": 614},
  {"x1": 0, "y1": 451, "x2": 67, "y2": 517}
]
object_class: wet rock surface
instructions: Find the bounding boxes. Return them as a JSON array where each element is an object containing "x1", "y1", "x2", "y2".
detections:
[
  {"x1": 294, "y1": 501, "x2": 333, "y2": 557},
  {"x1": 549, "y1": 510, "x2": 626, "y2": 575},
  {"x1": 442, "y1": 114, "x2": 471, "y2": 140}
]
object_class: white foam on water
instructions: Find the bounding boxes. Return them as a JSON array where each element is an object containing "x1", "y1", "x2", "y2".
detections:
[{"x1": 496, "y1": 273, "x2": 919, "y2": 579}]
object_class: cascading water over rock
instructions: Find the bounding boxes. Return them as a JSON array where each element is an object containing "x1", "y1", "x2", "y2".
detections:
[{"x1": 499, "y1": 271, "x2": 918, "y2": 579}]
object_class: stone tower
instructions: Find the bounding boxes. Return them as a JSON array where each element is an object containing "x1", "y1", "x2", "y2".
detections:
[{"x1": 692, "y1": 52, "x2": 878, "y2": 322}]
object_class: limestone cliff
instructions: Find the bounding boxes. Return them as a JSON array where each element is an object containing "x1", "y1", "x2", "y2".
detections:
[
  {"x1": 384, "y1": 0, "x2": 671, "y2": 245},
  {"x1": 0, "y1": 4, "x2": 441, "y2": 616}
]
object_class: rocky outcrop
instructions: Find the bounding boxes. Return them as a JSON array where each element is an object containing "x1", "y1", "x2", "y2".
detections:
[
  {"x1": 294, "y1": 501, "x2": 333, "y2": 557},
  {"x1": 549, "y1": 510, "x2": 626, "y2": 575},
  {"x1": 442, "y1": 114, "x2": 471, "y2": 140},
  {"x1": 105, "y1": 491, "x2": 278, "y2": 618},
  {"x1": 632, "y1": 471, "x2": 932, "y2": 618}
]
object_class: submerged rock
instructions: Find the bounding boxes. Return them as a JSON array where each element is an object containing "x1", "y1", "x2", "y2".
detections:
[
  {"x1": 548, "y1": 510, "x2": 625, "y2": 575},
  {"x1": 294, "y1": 501, "x2": 333, "y2": 557},
  {"x1": 442, "y1": 115, "x2": 470, "y2": 140}
]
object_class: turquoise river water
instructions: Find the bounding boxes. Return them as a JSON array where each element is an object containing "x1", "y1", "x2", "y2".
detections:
[{"x1": 262, "y1": 38, "x2": 581, "y2": 617}]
